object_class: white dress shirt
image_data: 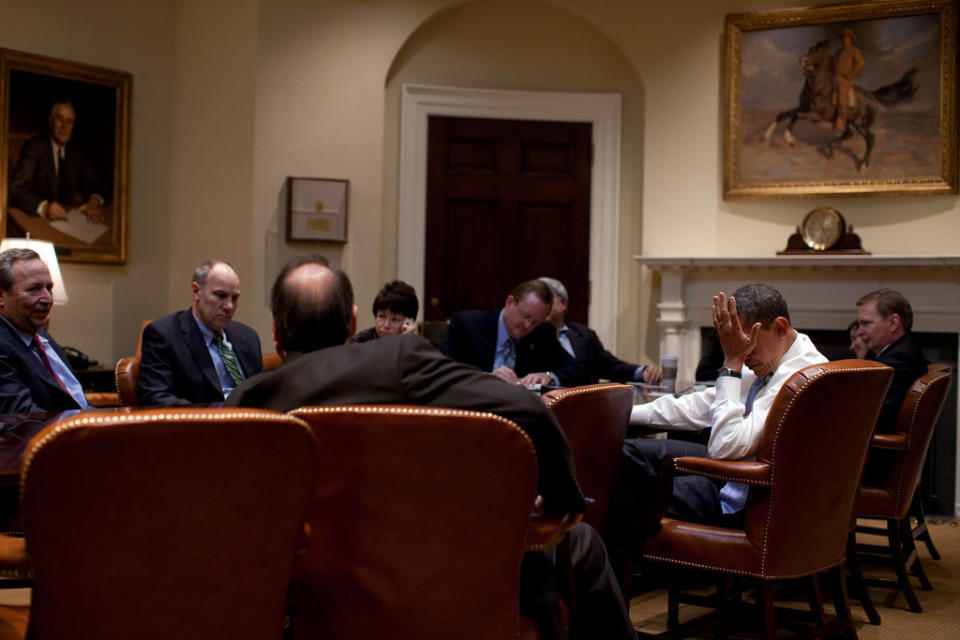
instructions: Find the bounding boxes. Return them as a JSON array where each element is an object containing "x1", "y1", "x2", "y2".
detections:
[{"x1": 630, "y1": 332, "x2": 826, "y2": 460}]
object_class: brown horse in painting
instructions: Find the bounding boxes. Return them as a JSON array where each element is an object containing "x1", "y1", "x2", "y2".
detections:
[{"x1": 763, "y1": 39, "x2": 917, "y2": 171}]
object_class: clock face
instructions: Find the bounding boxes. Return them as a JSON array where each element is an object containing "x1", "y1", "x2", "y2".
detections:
[{"x1": 801, "y1": 207, "x2": 844, "y2": 250}]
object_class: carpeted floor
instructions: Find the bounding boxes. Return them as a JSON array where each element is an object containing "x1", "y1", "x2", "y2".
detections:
[{"x1": 629, "y1": 518, "x2": 960, "y2": 638}]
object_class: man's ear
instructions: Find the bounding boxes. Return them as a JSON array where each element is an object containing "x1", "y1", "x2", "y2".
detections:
[
  {"x1": 345, "y1": 305, "x2": 358, "y2": 343},
  {"x1": 774, "y1": 316, "x2": 790, "y2": 335},
  {"x1": 190, "y1": 281, "x2": 201, "y2": 301},
  {"x1": 271, "y1": 316, "x2": 284, "y2": 358},
  {"x1": 888, "y1": 313, "x2": 902, "y2": 332}
]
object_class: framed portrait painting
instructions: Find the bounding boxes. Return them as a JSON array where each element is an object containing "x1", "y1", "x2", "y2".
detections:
[
  {"x1": 0, "y1": 49, "x2": 132, "y2": 263},
  {"x1": 724, "y1": 0, "x2": 957, "y2": 199}
]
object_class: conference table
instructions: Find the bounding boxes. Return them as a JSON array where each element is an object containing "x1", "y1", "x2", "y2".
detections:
[{"x1": 0, "y1": 411, "x2": 73, "y2": 489}]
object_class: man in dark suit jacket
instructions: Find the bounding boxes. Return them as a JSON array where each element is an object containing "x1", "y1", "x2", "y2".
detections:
[
  {"x1": 0, "y1": 248, "x2": 89, "y2": 413},
  {"x1": 227, "y1": 255, "x2": 636, "y2": 640},
  {"x1": 856, "y1": 289, "x2": 928, "y2": 433},
  {"x1": 437, "y1": 279, "x2": 585, "y2": 388},
  {"x1": 540, "y1": 277, "x2": 661, "y2": 385},
  {"x1": 9, "y1": 101, "x2": 106, "y2": 223},
  {"x1": 138, "y1": 260, "x2": 263, "y2": 406}
]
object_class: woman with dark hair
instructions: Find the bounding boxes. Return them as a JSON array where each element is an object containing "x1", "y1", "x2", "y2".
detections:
[{"x1": 352, "y1": 280, "x2": 419, "y2": 343}]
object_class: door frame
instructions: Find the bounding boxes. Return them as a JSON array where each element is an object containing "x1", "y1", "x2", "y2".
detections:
[{"x1": 399, "y1": 84, "x2": 622, "y2": 349}]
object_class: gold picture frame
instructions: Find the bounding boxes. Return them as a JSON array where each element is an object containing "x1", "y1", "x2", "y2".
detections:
[
  {"x1": 724, "y1": 0, "x2": 957, "y2": 199},
  {"x1": 1, "y1": 49, "x2": 132, "y2": 263}
]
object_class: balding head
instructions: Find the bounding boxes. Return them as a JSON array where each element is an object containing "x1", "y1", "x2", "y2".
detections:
[{"x1": 270, "y1": 255, "x2": 356, "y2": 355}]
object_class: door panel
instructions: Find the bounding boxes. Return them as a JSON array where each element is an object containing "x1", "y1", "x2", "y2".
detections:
[{"x1": 425, "y1": 116, "x2": 591, "y2": 323}]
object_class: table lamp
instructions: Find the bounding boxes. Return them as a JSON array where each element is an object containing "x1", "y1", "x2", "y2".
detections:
[{"x1": 0, "y1": 237, "x2": 68, "y2": 304}]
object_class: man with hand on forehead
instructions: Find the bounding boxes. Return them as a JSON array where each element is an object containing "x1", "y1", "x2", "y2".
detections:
[{"x1": 605, "y1": 283, "x2": 827, "y2": 556}]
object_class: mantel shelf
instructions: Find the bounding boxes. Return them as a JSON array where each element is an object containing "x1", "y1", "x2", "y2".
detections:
[{"x1": 632, "y1": 255, "x2": 960, "y2": 270}]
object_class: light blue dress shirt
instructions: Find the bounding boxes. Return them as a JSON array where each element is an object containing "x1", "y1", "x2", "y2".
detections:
[
  {"x1": 193, "y1": 313, "x2": 243, "y2": 399},
  {"x1": 491, "y1": 310, "x2": 512, "y2": 371}
]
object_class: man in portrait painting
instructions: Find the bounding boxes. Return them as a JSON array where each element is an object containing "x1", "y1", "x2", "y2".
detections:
[
  {"x1": 834, "y1": 28, "x2": 866, "y2": 130},
  {"x1": 8, "y1": 99, "x2": 106, "y2": 224}
]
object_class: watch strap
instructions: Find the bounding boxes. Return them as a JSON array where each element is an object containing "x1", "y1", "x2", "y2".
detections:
[{"x1": 718, "y1": 367, "x2": 742, "y2": 379}]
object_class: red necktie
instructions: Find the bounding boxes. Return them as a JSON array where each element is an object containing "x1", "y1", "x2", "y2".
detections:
[{"x1": 33, "y1": 335, "x2": 68, "y2": 392}]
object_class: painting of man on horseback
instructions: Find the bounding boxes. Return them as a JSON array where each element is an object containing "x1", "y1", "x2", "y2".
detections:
[
  {"x1": 725, "y1": 1, "x2": 957, "y2": 198},
  {"x1": 761, "y1": 28, "x2": 918, "y2": 172}
]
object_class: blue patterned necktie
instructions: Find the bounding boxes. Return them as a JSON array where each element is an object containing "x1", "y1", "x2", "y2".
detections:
[
  {"x1": 719, "y1": 374, "x2": 771, "y2": 513},
  {"x1": 503, "y1": 338, "x2": 517, "y2": 369},
  {"x1": 212, "y1": 332, "x2": 244, "y2": 385}
]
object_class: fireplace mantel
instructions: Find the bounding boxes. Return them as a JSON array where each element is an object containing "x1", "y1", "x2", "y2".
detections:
[
  {"x1": 634, "y1": 255, "x2": 960, "y2": 371},
  {"x1": 634, "y1": 255, "x2": 960, "y2": 270}
]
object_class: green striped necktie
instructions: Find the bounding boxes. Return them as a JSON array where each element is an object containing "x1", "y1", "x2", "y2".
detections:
[{"x1": 212, "y1": 332, "x2": 244, "y2": 385}]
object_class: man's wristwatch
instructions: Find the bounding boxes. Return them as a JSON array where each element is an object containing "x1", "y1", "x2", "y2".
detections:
[{"x1": 718, "y1": 367, "x2": 742, "y2": 379}]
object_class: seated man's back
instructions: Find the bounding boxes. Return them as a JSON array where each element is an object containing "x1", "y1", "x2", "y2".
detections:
[{"x1": 227, "y1": 255, "x2": 636, "y2": 640}]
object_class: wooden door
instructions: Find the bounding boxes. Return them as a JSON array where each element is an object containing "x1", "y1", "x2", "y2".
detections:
[{"x1": 425, "y1": 116, "x2": 591, "y2": 323}]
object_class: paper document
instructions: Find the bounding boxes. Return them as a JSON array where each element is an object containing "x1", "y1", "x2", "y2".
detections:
[{"x1": 49, "y1": 209, "x2": 109, "y2": 244}]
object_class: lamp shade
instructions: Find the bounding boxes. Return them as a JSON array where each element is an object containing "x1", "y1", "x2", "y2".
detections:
[{"x1": 0, "y1": 238, "x2": 68, "y2": 304}]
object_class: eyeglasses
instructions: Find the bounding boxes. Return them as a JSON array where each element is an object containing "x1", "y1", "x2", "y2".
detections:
[{"x1": 376, "y1": 312, "x2": 407, "y2": 328}]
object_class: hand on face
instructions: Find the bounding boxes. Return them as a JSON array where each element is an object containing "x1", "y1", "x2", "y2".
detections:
[{"x1": 712, "y1": 292, "x2": 760, "y2": 368}]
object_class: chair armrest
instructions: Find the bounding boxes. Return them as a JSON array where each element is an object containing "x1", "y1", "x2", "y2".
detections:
[
  {"x1": 672, "y1": 456, "x2": 773, "y2": 486},
  {"x1": 85, "y1": 392, "x2": 120, "y2": 407},
  {"x1": 870, "y1": 433, "x2": 908, "y2": 451},
  {"x1": 0, "y1": 534, "x2": 27, "y2": 574},
  {"x1": 525, "y1": 515, "x2": 569, "y2": 551}
]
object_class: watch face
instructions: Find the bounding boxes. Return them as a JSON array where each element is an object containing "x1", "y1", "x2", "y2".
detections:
[{"x1": 801, "y1": 207, "x2": 844, "y2": 250}]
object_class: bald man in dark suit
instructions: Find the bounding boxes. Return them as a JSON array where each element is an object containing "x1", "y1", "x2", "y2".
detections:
[{"x1": 227, "y1": 256, "x2": 636, "y2": 640}]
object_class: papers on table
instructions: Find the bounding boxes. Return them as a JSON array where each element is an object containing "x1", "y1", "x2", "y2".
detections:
[{"x1": 49, "y1": 209, "x2": 109, "y2": 244}]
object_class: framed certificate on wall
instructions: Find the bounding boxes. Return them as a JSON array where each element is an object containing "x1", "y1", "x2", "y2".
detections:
[{"x1": 286, "y1": 176, "x2": 349, "y2": 242}]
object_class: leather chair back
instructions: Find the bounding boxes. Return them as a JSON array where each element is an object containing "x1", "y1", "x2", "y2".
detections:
[
  {"x1": 262, "y1": 351, "x2": 284, "y2": 371},
  {"x1": 859, "y1": 365, "x2": 952, "y2": 519},
  {"x1": 289, "y1": 405, "x2": 538, "y2": 640},
  {"x1": 114, "y1": 319, "x2": 151, "y2": 406},
  {"x1": 543, "y1": 383, "x2": 634, "y2": 534},
  {"x1": 21, "y1": 408, "x2": 317, "y2": 640},
  {"x1": 744, "y1": 359, "x2": 893, "y2": 578}
]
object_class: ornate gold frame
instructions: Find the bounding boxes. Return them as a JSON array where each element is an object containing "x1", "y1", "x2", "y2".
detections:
[
  {"x1": 724, "y1": 0, "x2": 957, "y2": 199},
  {"x1": 0, "y1": 49, "x2": 132, "y2": 263}
]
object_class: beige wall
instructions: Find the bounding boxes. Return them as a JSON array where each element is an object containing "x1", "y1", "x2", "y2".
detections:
[
  {"x1": 168, "y1": 0, "x2": 259, "y2": 320},
  {"x1": 3, "y1": 0, "x2": 957, "y2": 367}
]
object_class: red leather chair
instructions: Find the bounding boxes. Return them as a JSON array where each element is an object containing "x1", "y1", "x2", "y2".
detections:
[
  {"x1": 20, "y1": 408, "x2": 317, "y2": 640},
  {"x1": 543, "y1": 383, "x2": 634, "y2": 535},
  {"x1": 854, "y1": 364, "x2": 952, "y2": 613},
  {"x1": 289, "y1": 405, "x2": 541, "y2": 640},
  {"x1": 639, "y1": 360, "x2": 893, "y2": 639}
]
